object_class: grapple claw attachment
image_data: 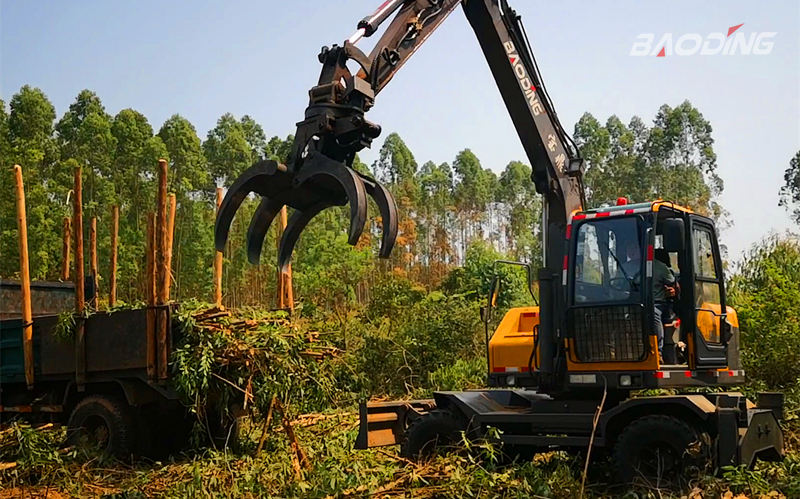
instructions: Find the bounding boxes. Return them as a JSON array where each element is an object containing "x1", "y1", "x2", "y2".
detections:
[
  {"x1": 278, "y1": 201, "x2": 335, "y2": 272},
  {"x1": 246, "y1": 196, "x2": 284, "y2": 264},
  {"x1": 214, "y1": 151, "x2": 399, "y2": 271},
  {"x1": 294, "y1": 153, "x2": 368, "y2": 246},
  {"x1": 214, "y1": 160, "x2": 291, "y2": 253},
  {"x1": 360, "y1": 174, "x2": 398, "y2": 258}
]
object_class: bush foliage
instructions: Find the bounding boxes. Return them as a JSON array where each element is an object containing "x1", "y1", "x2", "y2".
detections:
[{"x1": 728, "y1": 234, "x2": 800, "y2": 392}]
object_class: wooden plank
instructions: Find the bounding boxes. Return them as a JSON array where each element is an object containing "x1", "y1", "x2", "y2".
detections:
[
  {"x1": 73, "y1": 165, "x2": 86, "y2": 388},
  {"x1": 14, "y1": 165, "x2": 34, "y2": 390},
  {"x1": 109, "y1": 205, "x2": 119, "y2": 307},
  {"x1": 89, "y1": 217, "x2": 98, "y2": 309},
  {"x1": 145, "y1": 213, "x2": 156, "y2": 381},
  {"x1": 61, "y1": 217, "x2": 71, "y2": 281},
  {"x1": 214, "y1": 187, "x2": 223, "y2": 307}
]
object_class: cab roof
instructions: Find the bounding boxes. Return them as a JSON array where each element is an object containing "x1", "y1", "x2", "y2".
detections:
[{"x1": 578, "y1": 199, "x2": 694, "y2": 218}]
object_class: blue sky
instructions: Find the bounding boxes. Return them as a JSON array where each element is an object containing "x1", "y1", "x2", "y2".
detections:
[{"x1": 2, "y1": 0, "x2": 798, "y2": 261}]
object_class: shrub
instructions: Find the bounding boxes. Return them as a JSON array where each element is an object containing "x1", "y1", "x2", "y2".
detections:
[
  {"x1": 727, "y1": 233, "x2": 800, "y2": 390},
  {"x1": 355, "y1": 292, "x2": 483, "y2": 395},
  {"x1": 441, "y1": 240, "x2": 531, "y2": 308}
]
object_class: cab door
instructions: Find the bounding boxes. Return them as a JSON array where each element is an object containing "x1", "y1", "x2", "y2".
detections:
[{"x1": 688, "y1": 217, "x2": 728, "y2": 368}]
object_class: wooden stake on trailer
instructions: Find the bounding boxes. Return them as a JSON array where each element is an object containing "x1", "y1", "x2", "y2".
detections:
[
  {"x1": 156, "y1": 160, "x2": 168, "y2": 300},
  {"x1": 61, "y1": 217, "x2": 71, "y2": 281},
  {"x1": 73, "y1": 165, "x2": 86, "y2": 388},
  {"x1": 89, "y1": 217, "x2": 98, "y2": 309},
  {"x1": 155, "y1": 159, "x2": 169, "y2": 380},
  {"x1": 214, "y1": 187, "x2": 224, "y2": 307},
  {"x1": 109, "y1": 205, "x2": 119, "y2": 307},
  {"x1": 165, "y1": 194, "x2": 176, "y2": 298},
  {"x1": 14, "y1": 165, "x2": 34, "y2": 390},
  {"x1": 145, "y1": 213, "x2": 156, "y2": 381}
]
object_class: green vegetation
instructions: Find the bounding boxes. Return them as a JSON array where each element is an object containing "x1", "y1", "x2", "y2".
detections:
[
  {"x1": 1, "y1": 87, "x2": 726, "y2": 307},
  {"x1": 780, "y1": 150, "x2": 800, "y2": 223},
  {"x1": 1, "y1": 86, "x2": 798, "y2": 497},
  {"x1": 728, "y1": 234, "x2": 800, "y2": 404}
]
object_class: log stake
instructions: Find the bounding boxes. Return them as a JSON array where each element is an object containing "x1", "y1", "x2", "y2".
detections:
[
  {"x1": 214, "y1": 188, "x2": 223, "y2": 307},
  {"x1": 109, "y1": 205, "x2": 119, "y2": 307},
  {"x1": 14, "y1": 165, "x2": 34, "y2": 389}
]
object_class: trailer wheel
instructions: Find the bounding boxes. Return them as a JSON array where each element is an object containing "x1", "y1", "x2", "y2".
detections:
[
  {"x1": 612, "y1": 414, "x2": 707, "y2": 486},
  {"x1": 401, "y1": 409, "x2": 465, "y2": 460},
  {"x1": 67, "y1": 395, "x2": 135, "y2": 458}
]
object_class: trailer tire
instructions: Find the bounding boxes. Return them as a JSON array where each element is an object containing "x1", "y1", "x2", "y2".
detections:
[
  {"x1": 401, "y1": 409, "x2": 465, "y2": 460},
  {"x1": 67, "y1": 395, "x2": 136, "y2": 458},
  {"x1": 612, "y1": 414, "x2": 707, "y2": 486}
]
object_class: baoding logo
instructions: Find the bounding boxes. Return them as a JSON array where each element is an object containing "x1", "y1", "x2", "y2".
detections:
[{"x1": 631, "y1": 24, "x2": 777, "y2": 57}]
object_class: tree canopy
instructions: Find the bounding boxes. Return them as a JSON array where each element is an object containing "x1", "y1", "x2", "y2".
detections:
[
  {"x1": 1, "y1": 87, "x2": 730, "y2": 310},
  {"x1": 779, "y1": 150, "x2": 800, "y2": 223}
]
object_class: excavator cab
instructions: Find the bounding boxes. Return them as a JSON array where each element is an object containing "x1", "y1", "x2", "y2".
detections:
[{"x1": 488, "y1": 200, "x2": 744, "y2": 391}]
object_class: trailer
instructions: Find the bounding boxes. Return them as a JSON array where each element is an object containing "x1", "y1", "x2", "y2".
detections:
[{"x1": 0, "y1": 280, "x2": 232, "y2": 457}]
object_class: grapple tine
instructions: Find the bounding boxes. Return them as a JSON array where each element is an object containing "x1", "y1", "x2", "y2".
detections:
[
  {"x1": 295, "y1": 153, "x2": 368, "y2": 245},
  {"x1": 277, "y1": 201, "x2": 333, "y2": 272},
  {"x1": 215, "y1": 188, "x2": 248, "y2": 252},
  {"x1": 360, "y1": 175, "x2": 398, "y2": 258},
  {"x1": 214, "y1": 160, "x2": 286, "y2": 252},
  {"x1": 246, "y1": 196, "x2": 284, "y2": 264}
]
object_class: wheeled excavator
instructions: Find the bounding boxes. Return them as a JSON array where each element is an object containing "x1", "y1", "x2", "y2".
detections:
[{"x1": 215, "y1": 0, "x2": 785, "y2": 483}]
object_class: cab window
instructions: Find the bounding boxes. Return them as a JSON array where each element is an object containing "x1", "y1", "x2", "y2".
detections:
[
  {"x1": 574, "y1": 217, "x2": 641, "y2": 304},
  {"x1": 693, "y1": 226, "x2": 723, "y2": 344}
]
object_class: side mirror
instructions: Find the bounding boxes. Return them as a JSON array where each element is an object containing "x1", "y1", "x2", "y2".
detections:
[{"x1": 661, "y1": 218, "x2": 685, "y2": 252}]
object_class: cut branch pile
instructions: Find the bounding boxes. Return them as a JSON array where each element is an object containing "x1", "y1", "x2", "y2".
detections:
[{"x1": 171, "y1": 303, "x2": 353, "y2": 420}]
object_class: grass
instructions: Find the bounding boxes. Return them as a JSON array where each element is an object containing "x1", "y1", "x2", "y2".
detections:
[
  {"x1": 1, "y1": 411, "x2": 798, "y2": 498},
  {"x1": 2, "y1": 304, "x2": 798, "y2": 497}
]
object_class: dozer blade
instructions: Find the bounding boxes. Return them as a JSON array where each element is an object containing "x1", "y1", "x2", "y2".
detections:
[{"x1": 214, "y1": 152, "x2": 398, "y2": 268}]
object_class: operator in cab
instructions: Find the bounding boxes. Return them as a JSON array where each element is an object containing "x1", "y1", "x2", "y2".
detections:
[{"x1": 619, "y1": 240, "x2": 679, "y2": 360}]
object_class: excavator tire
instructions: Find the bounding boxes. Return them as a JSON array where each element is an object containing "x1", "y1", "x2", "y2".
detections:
[
  {"x1": 612, "y1": 414, "x2": 708, "y2": 486},
  {"x1": 401, "y1": 409, "x2": 466, "y2": 460}
]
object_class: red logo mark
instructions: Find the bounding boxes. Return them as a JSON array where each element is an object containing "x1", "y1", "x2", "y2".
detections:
[{"x1": 727, "y1": 23, "x2": 744, "y2": 37}]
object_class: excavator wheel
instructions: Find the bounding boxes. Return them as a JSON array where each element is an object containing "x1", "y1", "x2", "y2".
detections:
[
  {"x1": 612, "y1": 414, "x2": 709, "y2": 486},
  {"x1": 401, "y1": 409, "x2": 466, "y2": 460}
]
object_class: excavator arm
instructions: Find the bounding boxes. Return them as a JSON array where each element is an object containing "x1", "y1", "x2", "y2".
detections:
[{"x1": 215, "y1": 0, "x2": 584, "y2": 279}]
